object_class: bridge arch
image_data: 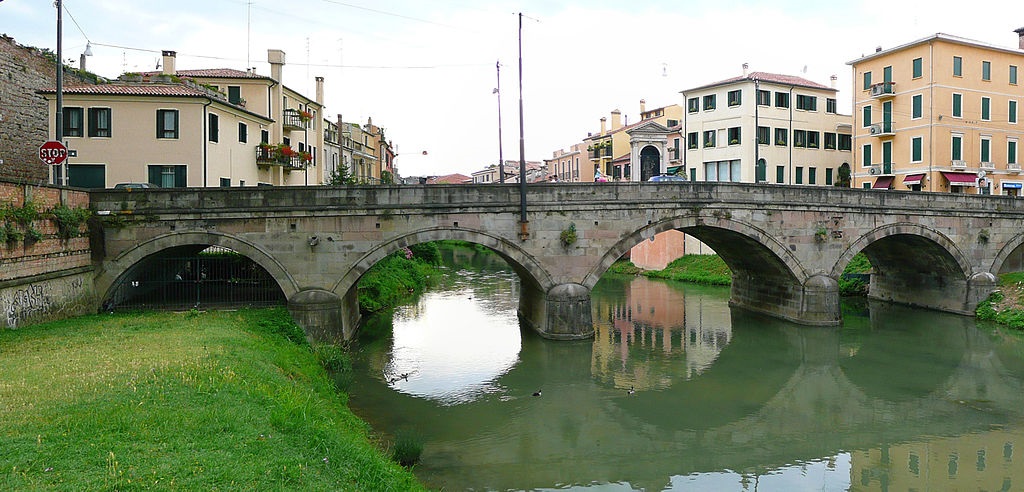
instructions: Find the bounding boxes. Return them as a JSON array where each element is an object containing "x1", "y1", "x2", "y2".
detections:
[
  {"x1": 96, "y1": 230, "x2": 300, "y2": 305},
  {"x1": 989, "y1": 231, "x2": 1024, "y2": 275}
]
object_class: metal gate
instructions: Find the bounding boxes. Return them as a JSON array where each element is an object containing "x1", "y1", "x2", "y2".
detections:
[{"x1": 107, "y1": 251, "x2": 285, "y2": 311}]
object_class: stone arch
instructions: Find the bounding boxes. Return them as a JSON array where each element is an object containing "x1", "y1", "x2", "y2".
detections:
[
  {"x1": 583, "y1": 214, "x2": 809, "y2": 289},
  {"x1": 96, "y1": 230, "x2": 299, "y2": 304},
  {"x1": 332, "y1": 226, "x2": 555, "y2": 298},
  {"x1": 639, "y1": 145, "x2": 661, "y2": 181},
  {"x1": 830, "y1": 223, "x2": 972, "y2": 279},
  {"x1": 989, "y1": 231, "x2": 1024, "y2": 275}
]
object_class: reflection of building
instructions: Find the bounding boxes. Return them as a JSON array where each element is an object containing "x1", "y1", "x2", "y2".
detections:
[
  {"x1": 847, "y1": 30, "x2": 1024, "y2": 193},
  {"x1": 850, "y1": 428, "x2": 1022, "y2": 491},
  {"x1": 591, "y1": 277, "x2": 731, "y2": 389}
]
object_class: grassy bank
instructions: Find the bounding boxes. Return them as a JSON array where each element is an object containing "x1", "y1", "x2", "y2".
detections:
[
  {"x1": 977, "y1": 272, "x2": 1024, "y2": 330},
  {"x1": 358, "y1": 242, "x2": 441, "y2": 313},
  {"x1": 0, "y1": 308, "x2": 423, "y2": 490}
]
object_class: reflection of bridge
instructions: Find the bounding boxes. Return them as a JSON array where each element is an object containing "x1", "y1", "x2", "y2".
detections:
[
  {"x1": 393, "y1": 301, "x2": 1024, "y2": 491},
  {"x1": 91, "y1": 183, "x2": 1024, "y2": 340}
]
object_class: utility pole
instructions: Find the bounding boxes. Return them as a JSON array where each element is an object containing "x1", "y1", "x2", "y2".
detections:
[
  {"x1": 517, "y1": 12, "x2": 528, "y2": 239},
  {"x1": 55, "y1": 0, "x2": 65, "y2": 185},
  {"x1": 496, "y1": 60, "x2": 505, "y2": 184}
]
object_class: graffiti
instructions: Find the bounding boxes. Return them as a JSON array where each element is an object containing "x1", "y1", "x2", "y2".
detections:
[{"x1": 0, "y1": 275, "x2": 90, "y2": 329}]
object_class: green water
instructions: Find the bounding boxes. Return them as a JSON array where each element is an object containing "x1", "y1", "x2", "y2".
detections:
[{"x1": 346, "y1": 251, "x2": 1024, "y2": 491}]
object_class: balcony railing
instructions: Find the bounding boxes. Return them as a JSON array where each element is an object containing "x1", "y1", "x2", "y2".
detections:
[
  {"x1": 869, "y1": 82, "x2": 896, "y2": 98},
  {"x1": 589, "y1": 146, "x2": 612, "y2": 159},
  {"x1": 951, "y1": 160, "x2": 967, "y2": 169},
  {"x1": 1009, "y1": 162, "x2": 1021, "y2": 172},
  {"x1": 256, "y1": 145, "x2": 310, "y2": 170},
  {"x1": 282, "y1": 109, "x2": 310, "y2": 131}
]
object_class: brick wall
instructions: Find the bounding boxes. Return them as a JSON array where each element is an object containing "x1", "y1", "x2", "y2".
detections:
[
  {"x1": 0, "y1": 180, "x2": 91, "y2": 281},
  {"x1": 0, "y1": 35, "x2": 96, "y2": 184}
]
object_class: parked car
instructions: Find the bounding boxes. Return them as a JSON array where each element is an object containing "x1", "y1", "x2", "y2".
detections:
[
  {"x1": 647, "y1": 174, "x2": 687, "y2": 182},
  {"x1": 114, "y1": 182, "x2": 158, "y2": 189}
]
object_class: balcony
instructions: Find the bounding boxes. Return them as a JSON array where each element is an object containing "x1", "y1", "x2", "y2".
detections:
[
  {"x1": 256, "y1": 144, "x2": 311, "y2": 170},
  {"x1": 981, "y1": 161, "x2": 995, "y2": 170},
  {"x1": 868, "y1": 162, "x2": 893, "y2": 176},
  {"x1": 589, "y1": 145, "x2": 612, "y2": 159},
  {"x1": 869, "y1": 82, "x2": 896, "y2": 99},
  {"x1": 282, "y1": 109, "x2": 310, "y2": 131},
  {"x1": 951, "y1": 159, "x2": 967, "y2": 169},
  {"x1": 1009, "y1": 163, "x2": 1021, "y2": 173},
  {"x1": 868, "y1": 122, "x2": 894, "y2": 137}
]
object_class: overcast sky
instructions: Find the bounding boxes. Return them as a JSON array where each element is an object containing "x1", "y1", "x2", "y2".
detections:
[{"x1": 3, "y1": 0, "x2": 1023, "y2": 177}]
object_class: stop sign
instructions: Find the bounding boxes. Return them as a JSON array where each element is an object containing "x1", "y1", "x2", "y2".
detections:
[{"x1": 39, "y1": 140, "x2": 68, "y2": 166}]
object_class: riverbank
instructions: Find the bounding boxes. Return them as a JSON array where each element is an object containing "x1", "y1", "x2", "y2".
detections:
[
  {"x1": 977, "y1": 272, "x2": 1024, "y2": 330},
  {"x1": 0, "y1": 308, "x2": 424, "y2": 490}
]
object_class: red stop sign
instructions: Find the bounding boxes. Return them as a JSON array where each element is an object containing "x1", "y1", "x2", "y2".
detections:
[{"x1": 39, "y1": 140, "x2": 68, "y2": 166}]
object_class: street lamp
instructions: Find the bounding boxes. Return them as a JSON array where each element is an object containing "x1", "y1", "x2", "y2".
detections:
[
  {"x1": 55, "y1": 0, "x2": 65, "y2": 186},
  {"x1": 494, "y1": 60, "x2": 505, "y2": 184}
]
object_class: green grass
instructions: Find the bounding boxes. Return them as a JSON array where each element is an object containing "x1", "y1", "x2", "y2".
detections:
[
  {"x1": 977, "y1": 273, "x2": 1024, "y2": 331},
  {"x1": 643, "y1": 255, "x2": 733, "y2": 286},
  {"x1": 357, "y1": 249, "x2": 440, "y2": 313},
  {"x1": 0, "y1": 308, "x2": 424, "y2": 491}
]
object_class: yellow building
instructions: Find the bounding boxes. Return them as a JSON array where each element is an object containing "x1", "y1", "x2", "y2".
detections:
[
  {"x1": 848, "y1": 30, "x2": 1024, "y2": 193},
  {"x1": 43, "y1": 49, "x2": 325, "y2": 188}
]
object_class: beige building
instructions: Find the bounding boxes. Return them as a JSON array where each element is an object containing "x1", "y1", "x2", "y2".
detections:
[
  {"x1": 682, "y1": 68, "x2": 853, "y2": 185},
  {"x1": 584, "y1": 101, "x2": 684, "y2": 181},
  {"x1": 848, "y1": 30, "x2": 1024, "y2": 194},
  {"x1": 42, "y1": 49, "x2": 325, "y2": 188}
]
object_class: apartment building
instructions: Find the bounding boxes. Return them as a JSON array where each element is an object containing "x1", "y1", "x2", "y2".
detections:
[
  {"x1": 41, "y1": 49, "x2": 324, "y2": 188},
  {"x1": 544, "y1": 144, "x2": 590, "y2": 182},
  {"x1": 848, "y1": 30, "x2": 1024, "y2": 194},
  {"x1": 681, "y1": 67, "x2": 852, "y2": 185}
]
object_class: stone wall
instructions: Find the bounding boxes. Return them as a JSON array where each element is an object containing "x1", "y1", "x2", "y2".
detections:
[
  {"x1": 0, "y1": 180, "x2": 93, "y2": 329},
  {"x1": 0, "y1": 34, "x2": 97, "y2": 183}
]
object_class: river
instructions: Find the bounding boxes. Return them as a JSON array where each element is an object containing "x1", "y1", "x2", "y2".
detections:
[{"x1": 345, "y1": 247, "x2": 1024, "y2": 491}]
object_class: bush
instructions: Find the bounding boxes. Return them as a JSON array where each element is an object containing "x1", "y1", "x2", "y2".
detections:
[
  {"x1": 358, "y1": 254, "x2": 437, "y2": 313},
  {"x1": 391, "y1": 428, "x2": 424, "y2": 467}
]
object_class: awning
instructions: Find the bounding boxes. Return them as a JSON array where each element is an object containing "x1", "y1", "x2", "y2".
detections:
[
  {"x1": 942, "y1": 171, "x2": 977, "y2": 186},
  {"x1": 666, "y1": 165, "x2": 682, "y2": 174},
  {"x1": 1003, "y1": 182, "x2": 1023, "y2": 189},
  {"x1": 872, "y1": 176, "x2": 894, "y2": 189},
  {"x1": 903, "y1": 173, "x2": 925, "y2": 186}
]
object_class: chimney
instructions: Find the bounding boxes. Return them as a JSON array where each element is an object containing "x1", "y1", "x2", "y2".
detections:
[
  {"x1": 600, "y1": 117, "x2": 607, "y2": 135},
  {"x1": 875, "y1": 46, "x2": 883, "y2": 53},
  {"x1": 830, "y1": 74, "x2": 837, "y2": 89},
  {"x1": 268, "y1": 49, "x2": 286, "y2": 82},
  {"x1": 1016, "y1": 27, "x2": 1024, "y2": 50},
  {"x1": 315, "y1": 76, "x2": 324, "y2": 105},
  {"x1": 161, "y1": 50, "x2": 176, "y2": 76},
  {"x1": 611, "y1": 109, "x2": 622, "y2": 130},
  {"x1": 742, "y1": 62, "x2": 749, "y2": 76},
  {"x1": 640, "y1": 99, "x2": 646, "y2": 114}
]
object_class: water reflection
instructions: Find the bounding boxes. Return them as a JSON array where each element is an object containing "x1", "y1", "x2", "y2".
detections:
[{"x1": 345, "y1": 250, "x2": 1024, "y2": 491}]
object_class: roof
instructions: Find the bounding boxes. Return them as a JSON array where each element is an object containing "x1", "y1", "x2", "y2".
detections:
[
  {"x1": 426, "y1": 173, "x2": 471, "y2": 184},
  {"x1": 847, "y1": 33, "x2": 1024, "y2": 65},
  {"x1": 682, "y1": 71, "x2": 835, "y2": 93},
  {"x1": 139, "y1": 68, "x2": 271, "y2": 80},
  {"x1": 39, "y1": 83, "x2": 273, "y2": 122}
]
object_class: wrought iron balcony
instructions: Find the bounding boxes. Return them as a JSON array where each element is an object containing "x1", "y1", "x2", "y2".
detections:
[
  {"x1": 282, "y1": 109, "x2": 310, "y2": 131},
  {"x1": 869, "y1": 82, "x2": 896, "y2": 99}
]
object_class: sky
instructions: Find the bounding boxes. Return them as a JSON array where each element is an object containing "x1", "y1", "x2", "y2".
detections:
[{"x1": 3, "y1": 0, "x2": 1023, "y2": 177}]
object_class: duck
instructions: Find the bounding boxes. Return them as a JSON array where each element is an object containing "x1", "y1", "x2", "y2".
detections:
[
  {"x1": 532, "y1": 390, "x2": 542, "y2": 397},
  {"x1": 627, "y1": 386, "x2": 635, "y2": 396}
]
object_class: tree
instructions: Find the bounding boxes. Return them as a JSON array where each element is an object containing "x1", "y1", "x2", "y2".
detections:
[
  {"x1": 380, "y1": 170, "x2": 395, "y2": 185},
  {"x1": 326, "y1": 162, "x2": 356, "y2": 186}
]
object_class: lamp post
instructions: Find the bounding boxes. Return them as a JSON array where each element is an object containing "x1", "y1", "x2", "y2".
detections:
[
  {"x1": 517, "y1": 12, "x2": 528, "y2": 238},
  {"x1": 494, "y1": 60, "x2": 505, "y2": 184},
  {"x1": 55, "y1": 0, "x2": 64, "y2": 186}
]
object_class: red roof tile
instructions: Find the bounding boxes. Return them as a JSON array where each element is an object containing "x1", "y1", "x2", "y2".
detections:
[
  {"x1": 139, "y1": 68, "x2": 270, "y2": 79},
  {"x1": 426, "y1": 173, "x2": 471, "y2": 184},
  {"x1": 42, "y1": 83, "x2": 210, "y2": 97},
  {"x1": 685, "y1": 71, "x2": 834, "y2": 93}
]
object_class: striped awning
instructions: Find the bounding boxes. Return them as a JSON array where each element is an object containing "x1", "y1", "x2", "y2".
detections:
[{"x1": 903, "y1": 173, "x2": 925, "y2": 186}]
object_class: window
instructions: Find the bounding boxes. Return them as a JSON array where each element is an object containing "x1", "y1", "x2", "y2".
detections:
[
  {"x1": 952, "y1": 93, "x2": 963, "y2": 118},
  {"x1": 807, "y1": 131, "x2": 820, "y2": 149},
  {"x1": 727, "y1": 90, "x2": 742, "y2": 107},
  {"x1": 702, "y1": 159, "x2": 741, "y2": 182},
  {"x1": 825, "y1": 168, "x2": 834, "y2": 185},
  {"x1": 981, "y1": 97, "x2": 991, "y2": 121},
  {"x1": 863, "y1": 105, "x2": 872, "y2": 126},
  {"x1": 687, "y1": 132, "x2": 698, "y2": 149},
  {"x1": 1009, "y1": 139, "x2": 1018, "y2": 165},
  {"x1": 808, "y1": 167, "x2": 817, "y2": 185},
  {"x1": 148, "y1": 164, "x2": 186, "y2": 188},
  {"x1": 952, "y1": 134, "x2": 963, "y2": 161},
  {"x1": 157, "y1": 109, "x2": 179, "y2": 139},
  {"x1": 912, "y1": 136, "x2": 923, "y2": 162},
  {"x1": 913, "y1": 57, "x2": 923, "y2": 78},
  {"x1": 208, "y1": 113, "x2": 219, "y2": 142},
  {"x1": 238, "y1": 122, "x2": 247, "y2": 143},
  {"x1": 911, "y1": 94, "x2": 923, "y2": 119},
  {"x1": 863, "y1": 143, "x2": 872, "y2": 166},
  {"x1": 982, "y1": 61, "x2": 991, "y2": 81},
  {"x1": 703, "y1": 94, "x2": 716, "y2": 111},
  {"x1": 220, "y1": 177, "x2": 231, "y2": 187},
  {"x1": 953, "y1": 56, "x2": 963, "y2": 76},
  {"x1": 981, "y1": 137, "x2": 991, "y2": 163},
  {"x1": 882, "y1": 140, "x2": 893, "y2": 166},
  {"x1": 1012, "y1": 65, "x2": 1019, "y2": 85},
  {"x1": 863, "y1": 71, "x2": 872, "y2": 90},
  {"x1": 228, "y1": 86, "x2": 242, "y2": 104},
  {"x1": 63, "y1": 107, "x2": 84, "y2": 137},
  {"x1": 794, "y1": 129, "x2": 807, "y2": 148},
  {"x1": 1010, "y1": 100, "x2": 1018, "y2": 124},
  {"x1": 796, "y1": 95, "x2": 817, "y2": 111},
  {"x1": 824, "y1": 132, "x2": 837, "y2": 150},
  {"x1": 261, "y1": 129, "x2": 269, "y2": 144},
  {"x1": 757, "y1": 90, "x2": 770, "y2": 106},
  {"x1": 703, "y1": 130, "x2": 716, "y2": 148},
  {"x1": 776, "y1": 165, "x2": 785, "y2": 184},
  {"x1": 883, "y1": 65, "x2": 892, "y2": 82},
  {"x1": 775, "y1": 128, "x2": 787, "y2": 146},
  {"x1": 826, "y1": 98, "x2": 837, "y2": 114},
  {"x1": 87, "y1": 107, "x2": 111, "y2": 137},
  {"x1": 727, "y1": 127, "x2": 741, "y2": 145},
  {"x1": 795, "y1": 167, "x2": 803, "y2": 184},
  {"x1": 775, "y1": 92, "x2": 789, "y2": 108},
  {"x1": 687, "y1": 97, "x2": 699, "y2": 113},
  {"x1": 757, "y1": 126, "x2": 770, "y2": 145},
  {"x1": 838, "y1": 134, "x2": 852, "y2": 151}
]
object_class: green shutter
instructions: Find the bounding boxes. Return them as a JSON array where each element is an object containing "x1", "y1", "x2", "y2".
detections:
[
  {"x1": 148, "y1": 165, "x2": 161, "y2": 186},
  {"x1": 952, "y1": 94, "x2": 962, "y2": 117},
  {"x1": 982, "y1": 98, "x2": 991, "y2": 120},
  {"x1": 1010, "y1": 141, "x2": 1018, "y2": 164},
  {"x1": 175, "y1": 166, "x2": 187, "y2": 187},
  {"x1": 982, "y1": 139, "x2": 990, "y2": 163},
  {"x1": 912, "y1": 95, "x2": 922, "y2": 118},
  {"x1": 953, "y1": 56, "x2": 962, "y2": 76},
  {"x1": 1010, "y1": 101, "x2": 1017, "y2": 123},
  {"x1": 863, "y1": 71, "x2": 871, "y2": 90},
  {"x1": 913, "y1": 58, "x2": 923, "y2": 78},
  {"x1": 863, "y1": 106, "x2": 872, "y2": 126},
  {"x1": 883, "y1": 66, "x2": 892, "y2": 83},
  {"x1": 952, "y1": 136, "x2": 962, "y2": 160},
  {"x1": 776, "y1": 166, "x2": 784, "y2": 183},
  {"x1": 912, "y1": 137, "x2": 922, "y2": 162},
  {"x1": 863, "y1": 144, "x2": 872, "y2": 166}
]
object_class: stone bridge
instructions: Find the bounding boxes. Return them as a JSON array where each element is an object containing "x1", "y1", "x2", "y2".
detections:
[{"x1": 88, "y1": 182, "x2": 1024, "y2": 341}]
